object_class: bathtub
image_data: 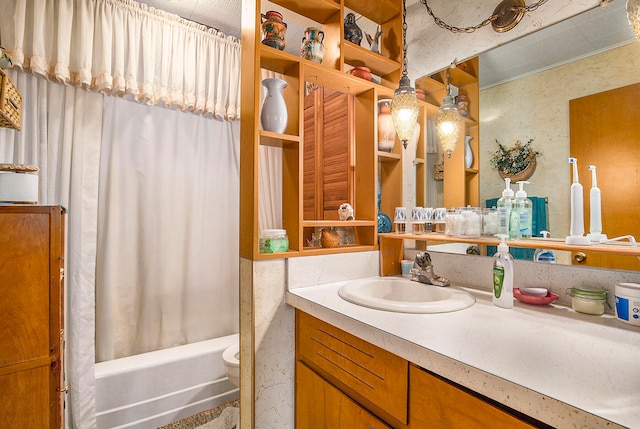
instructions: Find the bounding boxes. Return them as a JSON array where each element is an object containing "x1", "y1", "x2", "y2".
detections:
[{"x1": 95, "y1": 334, "x2": 239, "y2": 429}]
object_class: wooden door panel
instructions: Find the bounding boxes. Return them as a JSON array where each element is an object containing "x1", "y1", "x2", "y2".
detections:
[
  {"x1": 570, "y1": 83, "x2": 640, "y2": 270},
  {"x1": 0, "y1": 214, "x2": 51, "y2": 367}
]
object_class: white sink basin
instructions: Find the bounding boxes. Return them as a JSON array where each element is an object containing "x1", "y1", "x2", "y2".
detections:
[{"x1": 338, "y1": 276, "x2": 475, "y2": 314}]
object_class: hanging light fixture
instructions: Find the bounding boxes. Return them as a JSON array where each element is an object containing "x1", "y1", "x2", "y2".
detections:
[
  {"x1": 627, "y1": 0, "x2": 640, "y2": 39},
  {"x1": 419, "y1": 0, "x2": 549, "y2": 34},
  {"x1": 391, "y1": 0, "x2": 420, "y2": 149},
  {"x1": 435, "y1": 68, "x2": 462, "y2": 158}
]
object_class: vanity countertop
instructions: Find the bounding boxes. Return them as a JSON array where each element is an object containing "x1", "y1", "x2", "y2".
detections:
[{"x1": 286, "y1": 278, "x2": 640, "y2": 429}]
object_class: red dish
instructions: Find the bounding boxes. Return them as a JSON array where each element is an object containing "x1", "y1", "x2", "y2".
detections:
[{"x1": 513, "y1": 288, "x2": 559, "y2": 305}]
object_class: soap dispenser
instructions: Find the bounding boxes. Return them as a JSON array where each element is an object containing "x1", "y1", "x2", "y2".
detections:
[
  {"x1": 497, "y1": 178, "x2": 514, "y2": 236},
  {"x1": 533, "y1": 231, "x2": 556, "y2": 263},
  {"x1": 493, "y1": 234, "x2": 514, "y2": 309},
  {"x1": 510, "y1": 181, "x2": 532, "y2": 239}
]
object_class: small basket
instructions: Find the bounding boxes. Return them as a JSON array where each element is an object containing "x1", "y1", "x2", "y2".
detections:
[
  {"x1": 0, "y1": 69, "x2": 22, "y2": 130},
  {"x1": 498, "y1": 155, "x2": 537, "y2": 182},
  {"x1": 434, "y1": 163, "x2": 444, "y2": 181}
]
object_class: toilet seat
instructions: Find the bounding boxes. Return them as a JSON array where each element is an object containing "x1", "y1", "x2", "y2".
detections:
[{"x1": 223, "y1": 343, "x2": 240, "y2": 367}]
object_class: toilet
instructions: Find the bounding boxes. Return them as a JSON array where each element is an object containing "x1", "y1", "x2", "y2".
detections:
[{"x1": 222, "y1": 340, "x2": 240, "y2": 388}]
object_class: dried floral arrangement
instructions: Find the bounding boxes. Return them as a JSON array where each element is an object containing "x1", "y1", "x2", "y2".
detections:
[{"x1": 489, "y1": 138, "x2": 539, "y2": 176}]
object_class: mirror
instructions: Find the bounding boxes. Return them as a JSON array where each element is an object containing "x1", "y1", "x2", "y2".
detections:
[{"x1": 422, "y1": 2, "x2": 640, "y2": 269}]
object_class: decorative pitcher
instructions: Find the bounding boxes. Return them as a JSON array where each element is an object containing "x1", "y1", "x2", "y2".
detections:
[
  {"x1": 261, "y1": 11, "x2": 287, "y2": 50},
  {"x1": 377, "y1": 99, "x2": 396, "y2": 152},
  {"x1": 301, "y1": 27, "x2": 325, "y2": 64},
  {"x1": 260, "y1": 78, "x2": 288, "y2": 133}
]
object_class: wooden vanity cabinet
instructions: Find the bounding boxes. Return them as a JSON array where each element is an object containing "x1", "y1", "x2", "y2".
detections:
[
  {"x1": 296, "y1": 310, "x2": 542, "y2": 429},
  {"x1": 0, "y1": 205, "x2": 65, "y2": 429},
  {"x1": 409, "y1": 365, "x2": 536, "y2": 429},
  {"x1": 296, "y1": 361, "x2": 392, "y2": 428}
]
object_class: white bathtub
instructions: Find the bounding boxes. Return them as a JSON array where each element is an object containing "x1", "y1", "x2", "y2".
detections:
[{"x1": 95, "y1": 334, "x2": 239, "y2": 429}]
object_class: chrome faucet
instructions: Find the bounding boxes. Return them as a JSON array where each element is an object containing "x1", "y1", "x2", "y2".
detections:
[{"x1": 410, "y1": 251, "x2": 450, "y2": 287}]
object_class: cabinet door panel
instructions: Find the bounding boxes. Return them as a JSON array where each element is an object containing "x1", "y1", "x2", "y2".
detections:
[
  {"x1": 0, "y1": 213, "x2": 51, "y2": 367},
  {"x1": 409, "y1": 365, "x2": 535, "y2": 429},
  {"x1": 0, "y1": 366, "x2": 51, "y2": 428},
  {"x1": 297, "y1": 362, "x2": 391, "y2": 429}
]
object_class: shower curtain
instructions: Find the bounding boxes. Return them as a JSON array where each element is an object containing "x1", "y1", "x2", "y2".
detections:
[{"x1": 96, "y1": 95, "x2": 240, "y2": 361}]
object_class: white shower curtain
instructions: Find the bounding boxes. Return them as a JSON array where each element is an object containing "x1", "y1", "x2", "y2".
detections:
[
  {"x1": 0, "y1": 70, "x2": 103, "y2": 429},
  {"x1": 96, "y1": 95, "x2": 239, "y2": 361}
]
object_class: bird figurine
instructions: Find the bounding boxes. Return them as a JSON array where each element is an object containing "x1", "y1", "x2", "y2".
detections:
[
  {"x1": 338, "y1": 203, "x2": 354, "y2": 221},
  {"x1": 365, "y1": 26, "x2": 382, "y2": 54},
  {"x1": 343, "y1": 13, "x2": 363, "y2": 45}
]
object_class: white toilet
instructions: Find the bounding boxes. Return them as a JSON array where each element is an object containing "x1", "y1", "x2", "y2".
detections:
[{"x1": 222, "y1": 340, "x2": 240, "y2": 388}]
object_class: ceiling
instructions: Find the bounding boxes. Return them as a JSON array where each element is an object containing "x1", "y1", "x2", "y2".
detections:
[
  {"x1": 479, "y1": 0, "x2": 636, "y2": 88},
  {"x1": 140, "y1": 0, "x2": 636, "y2": 88}
]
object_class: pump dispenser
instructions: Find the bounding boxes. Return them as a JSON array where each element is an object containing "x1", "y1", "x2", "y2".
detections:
[
  {"x1": 497, "y1": 178, "x2": 514, "y2": 236},
  {"x1": 534, "y1": 231, "x2": 556, "y2": 263},
  {"x1": 586, "y1": 165, "x2": 607, "y2": 243},
  {"x1": 493, "y1": 234, "x2": 514, "y2": 309},
  {"x1": 566, "y1": 158, "x2": 591, "y2": 245},
  {"x1": 510, "y1": 181, "x2": 532, "y2": 239}
]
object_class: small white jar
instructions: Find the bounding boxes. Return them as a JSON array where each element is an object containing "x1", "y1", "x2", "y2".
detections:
[
  {"x1": 615, "y1": 283, "x2": 640, "y2": 326},
  {"x1": 569, "y1": 287, "x2": 608, "y2": 315}
]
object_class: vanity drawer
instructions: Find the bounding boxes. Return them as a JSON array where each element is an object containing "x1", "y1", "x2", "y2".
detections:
[{"x1": 296, "y1": 311, "x2": 408, "y2": 426}]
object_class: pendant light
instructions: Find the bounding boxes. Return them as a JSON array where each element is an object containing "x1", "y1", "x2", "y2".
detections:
[
  {"x1": 628, "y1": 0, "x2": 640, "y2": 39},
  {"x1": 435, "y1": 68, "x2": 462, "y2": 158},
  {"x1": 391, "y1": 0, "x2": 420, "y2": 149}
]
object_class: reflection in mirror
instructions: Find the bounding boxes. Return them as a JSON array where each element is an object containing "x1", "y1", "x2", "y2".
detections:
[
  {"x1": 303, "y1": 84, "x2": 355, "y2": 220},
  {"x1": 424, "y1": 2, "x2": 640, "y2": 270}
]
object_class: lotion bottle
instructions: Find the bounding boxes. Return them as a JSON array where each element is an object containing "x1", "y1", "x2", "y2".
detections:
[
  {"x1": 497, "y1": 178, "x2": 514, "y2": 237},
  {"x1": 493, "y1": 234, "x2": 514, "y2": 309}
]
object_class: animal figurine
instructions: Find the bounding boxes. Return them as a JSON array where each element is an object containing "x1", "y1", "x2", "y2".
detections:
[
  {"x1": 338, "y1": 203, "x2": 354, "y2": 221},
  {"x1": 365, "y1": 26, "x2": 382, "y2": 54},
  {"x1": 343, "y1": 13, "x2": 363, "y2": 45}
]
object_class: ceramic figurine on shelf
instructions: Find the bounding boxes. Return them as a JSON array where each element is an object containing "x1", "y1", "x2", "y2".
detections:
[
  {"x1": 338, "y1": 203, "x2": 355, "y2": 221},
  {"x1": 365, "y1": 26, "x2": 382, "y2": 54},
  {"x1": 0, "y1": 47, "x2": 12, "y2": 69},
  {"x1": 344, "y1": 13, "x2": 363, "y2": 45},
  {"x1": 261, "y1": 11, "x2": 287, "y2": 50}
]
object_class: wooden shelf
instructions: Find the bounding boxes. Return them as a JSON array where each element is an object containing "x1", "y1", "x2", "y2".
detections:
[
  {"x1": 303, "y1": 220, "x2": 376, "y2": 227},
  {"x1": 379, "y1": 233, "x2": 640, "y2": 257},
  {"x1": 260, "y1": 131, "x2": 300, "y2": 147},
  {"x1": 345, "y1": 0, "x2": 401, "y2": 24},
  {"x1": 270, "y1": 0, "x2": 341, "y2": 23},
  {"x1": 343, "y1": 41, "x2": 401, "y2": 78},
  {"x1": 301, "y1": 244, "x2": 378, "y2": 254},
  {"x1": 378, "y1": 151, "x2": 401, "y2": 162}
]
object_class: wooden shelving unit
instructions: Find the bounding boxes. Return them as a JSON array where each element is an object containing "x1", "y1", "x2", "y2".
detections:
[{"x1": 241, "y1": 0, "x2": 410, "y2": 260}]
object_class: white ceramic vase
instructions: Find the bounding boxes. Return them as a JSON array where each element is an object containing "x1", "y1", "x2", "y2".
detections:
[
  {"x1": 261, "y1": 78, "x2": 288, "y2": 133},
  {"x1": 464, "y1": 135, "x2": 473, "y2": 168}
]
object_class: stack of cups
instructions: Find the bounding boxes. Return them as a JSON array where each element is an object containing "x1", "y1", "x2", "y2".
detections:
[
  {"x1": 394, "y1": 207, "x2": 407, "y2": 234},
  {"x1": 411, "y1": 207, "x2": 426, "y2": 235}
]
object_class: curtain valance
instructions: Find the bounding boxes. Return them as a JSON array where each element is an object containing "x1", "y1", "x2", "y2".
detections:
[{"x1": 0, "y1": 0, "x2": 241, "y2": 120}]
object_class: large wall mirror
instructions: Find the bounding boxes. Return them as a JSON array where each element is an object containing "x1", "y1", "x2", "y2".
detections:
[{"x1": 423, "y1": 1, "x2": 640, "y2": 270}]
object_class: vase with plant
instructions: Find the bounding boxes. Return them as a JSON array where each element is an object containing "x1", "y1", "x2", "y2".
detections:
[{"x1": 489, "y1": 138, "x2": 540, "y2": 181}]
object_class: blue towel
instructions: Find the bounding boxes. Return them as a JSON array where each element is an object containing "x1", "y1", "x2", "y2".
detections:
[{"x1": 485, "y1": 197, "x2": 548, "y2": 261}]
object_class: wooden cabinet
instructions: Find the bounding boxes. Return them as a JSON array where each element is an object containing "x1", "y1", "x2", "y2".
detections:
[
  {"x1": 416, "y1": 58, "x2": 480, "y2": 208},
  {"x1": 296, "y1": 361, "x2": 392, "y2": 428},
  {"x1": 295, "y1": 310, "x2": 542, "y2": 429},
  {"x1": 0, "y1": 205, "x2": 65, "y2": 429},
  {"x1": 240, "y1": 0, "x2": 411, "y2": 259},
  {"x1": 409, "y1": 364, "x2": 535, "y2": 429}
]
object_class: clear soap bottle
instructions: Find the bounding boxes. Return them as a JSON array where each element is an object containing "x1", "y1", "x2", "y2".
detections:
[
  {"x1": 511, "y1": 181, "x2": 532, "y2": 239},
  {"x1": 493, "y1": 234, "x2": 514, "y2": 309},
  {"x1": 497, "y1": 178, "x2": 514, "y2": 237}
]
